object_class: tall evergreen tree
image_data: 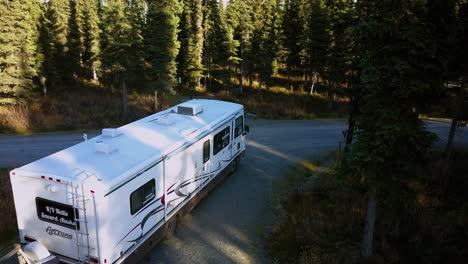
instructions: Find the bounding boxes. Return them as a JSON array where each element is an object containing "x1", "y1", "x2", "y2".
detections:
[
  {"x1": 0, "y1": 0, "x2": 44, "y2": 103},
  {"x1": 75, "y1": 0, "x2": 101, "y2": 80},
  {"x1": 281, "y1": 0, "x2": 303, "y2": 90},
  {"x1": 46, "y1": 0, "x2": 73, "y2": 89},
  {"x1": 345, "y1": 0, "x2": 442, "y2": 257},
  {"x1": 203, "y1": 0, "x2": 230, "y2": 89},
  {"x1": 145, "y1": 0, "x2": 182, "y2": 94},
  {"x1": 226, "y1": 0, "x2": 255, "y2": 93},
  {"x1": 178, "y1": 0, "x2": 204, "y2": 90},
  {"x1": 302, "y1": 0, "x2": 330, "y2": 89}
]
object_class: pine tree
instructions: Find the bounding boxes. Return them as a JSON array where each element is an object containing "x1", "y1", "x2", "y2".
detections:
[
  {"x1": 0, "y1": 0, "x2": 43, "y2": 103},
  {"x1": 302, "y1": 0, "x2": 330, "y2": 88},
  {"x1": 178, "y1": 0, "x2": 204, "y2": 90},
  {"x1": 203, "y1": 0, "x2": 230, "y2": 89},
  {"x1": 74, "y1": 0, "x2": 101, "y2": 80},
  {"x1": 145, "y1": 0, "x2": 182, "y2": 94},
  {"x1": 281, "y1": 0, "x2": 303, "y2": 90},
  {"x1": 256, "y1": 0, "x2": 280, "y2": 90},
  {"x1": 226, "y1": 0, "x2": 255, "y2": 93},
  {"x1": 46, "y1": 0, "x2": 73, "y2": 89},
  {"x1": 345, "y1": 0, "x2": 442, "y2": 257}
]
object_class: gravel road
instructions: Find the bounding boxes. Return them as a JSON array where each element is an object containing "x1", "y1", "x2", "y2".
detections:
[{"x1": 0, "y1": 119, "x2": 466, "y2": 263}]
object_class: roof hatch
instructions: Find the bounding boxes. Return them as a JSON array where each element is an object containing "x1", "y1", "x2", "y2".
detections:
[{"x1": 177, "y1": 103, "x2": 203, "y2": 116}]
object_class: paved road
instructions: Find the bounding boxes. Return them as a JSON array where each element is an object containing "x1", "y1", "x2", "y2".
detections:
[{"x1": 0, "y1": 119, "x2": 466, "y2": 263}]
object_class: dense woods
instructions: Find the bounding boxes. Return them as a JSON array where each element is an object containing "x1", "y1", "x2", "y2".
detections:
[{"x1": 1, "y1": 0, "x2": 468, "y2": 262}]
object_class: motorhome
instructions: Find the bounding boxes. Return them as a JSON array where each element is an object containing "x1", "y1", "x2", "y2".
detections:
[{"x1": 9, "y1": 99, "x2": 248, "y2": 264}]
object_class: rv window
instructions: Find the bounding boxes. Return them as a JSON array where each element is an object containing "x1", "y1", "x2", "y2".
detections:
[
  {"x1": 203, "y1": 140, "x2": 210, "y2": 163},
  {"x1": 130, "y1": 179, "x2": 156, "y2": 215},
  {"x1": 234, "y1": 116, "x2": 244, "y2": 138},
  {"x1": 214, "y1": 126, "x2": 230, "y2": 155}
]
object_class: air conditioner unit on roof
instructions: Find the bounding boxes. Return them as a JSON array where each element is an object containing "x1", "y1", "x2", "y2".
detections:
[{"x1": 177, "y1": 103, "x2": 203, "y2": 116}]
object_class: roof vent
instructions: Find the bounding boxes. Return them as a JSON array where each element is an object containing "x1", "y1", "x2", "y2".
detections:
[
  {"x1": 95, "y1": 141, "x2": 117, "y2": 154},
  {"x1": 154, "y1": 115, "x2": 176, "y2": 126},
  {"x1": 177, "y1": 103, "x2": 203, "y2": 116},
  {"x1": 102, "y1": 128, "x2": 122, "y2": 138}
]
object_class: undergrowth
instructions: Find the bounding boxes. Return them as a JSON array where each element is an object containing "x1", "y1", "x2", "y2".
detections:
[{"x1": 266, "y1": 149, "x2": 468, "y2": 264}]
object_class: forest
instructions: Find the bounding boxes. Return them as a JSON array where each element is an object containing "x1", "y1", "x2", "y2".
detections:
[{"x1": 1, "y1": 0, "x2": 468, "y2": 263}]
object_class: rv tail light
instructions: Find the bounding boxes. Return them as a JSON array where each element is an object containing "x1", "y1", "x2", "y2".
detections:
[
  {"x1": 90, "y1": 190, "x2": 95, "y2": 194},
  {"x1": 88, "y1": 256, "x2": 99, "y2": 263},
  {"x1": 41, "y1": 176, "x2": 45, "y2": 179},
  {"x1": 24, "y1": 236, "x2": 36, "y2": 242},
  {"x1": 48, "y1": 177, "x2": 53, "y2": 181},
  {"x1": 56, "y1": 179, "x2": 61, "y2": 183},
  {"x1": 104, "y1": 259, "x2": 107, "y2": 263}
]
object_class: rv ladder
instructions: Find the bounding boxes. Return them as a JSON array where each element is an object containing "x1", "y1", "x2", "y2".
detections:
[{"x1": 68, "y1": 169, "x2": 97, "y2": 264}]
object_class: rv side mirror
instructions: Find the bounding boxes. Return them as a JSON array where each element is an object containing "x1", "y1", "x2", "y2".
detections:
[{"x1": 243, "y1": 125, "x2": 250, "y2": 135}]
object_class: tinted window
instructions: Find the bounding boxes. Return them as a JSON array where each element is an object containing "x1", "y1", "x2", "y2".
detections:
[
  {"x1": 203, "y1": 140, "x2": 210, "y2": 163},
  {"x1": 234, "y1": 116, "x2": 244, "y2": 138},
  {"x1": 130, "y1": 179, "x2": 155, "y2": 215},
  {"x1": 214, "y1": 126, "x2": 230, "y2": 155}
]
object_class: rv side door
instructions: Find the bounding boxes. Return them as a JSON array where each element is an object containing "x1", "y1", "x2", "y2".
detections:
[{"x1": 231, "y1": 114, "x2": 245, "y2": 157}]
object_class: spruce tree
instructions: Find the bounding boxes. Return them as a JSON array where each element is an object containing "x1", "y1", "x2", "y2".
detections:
[
  {"x1": 302, "y1": 0, "x2": 330, "y2": 85},
  {"x1": 145, "y1": 0, "x2": 182, "y2": 94},
  {"x1": 178, "y1": 0, "x2": 204, "y2": 90},
  {"x1": 345, "y1": 0, "x2": 441, "y2": 257},
  {"x1": 46, "y1": 0, "x2": 73, "y2": 89},
  {"x1": 281, "y1": 0, "x2": 303, "y2": 90},
  {"x1": 0, "y1": 0, "x2": 43, "y2": 103},
  {"x1": 203, "y1": 0, "x2": 230, "y2": 89}
]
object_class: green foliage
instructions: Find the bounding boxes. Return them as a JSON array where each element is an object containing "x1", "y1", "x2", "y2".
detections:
[
  {"x1": 178, "y1": 0, "x2": 204, "y2": 90},
  {"x1": 145, "y1": 0, "x2": 182, "y2": 93},
  {"x1": 101, "y1": 0, "x2": 145, "y2": 88},
  {"x1": 344, "y1": 0, "x2": 440, "y2": 200},
  {"x1": 0, "y1": 0, "x2": 43, "y2": 102},
  {"x1": 302, "y1": 0, "x2": 330, "y2": 77},
  {"x1": 45, "y1": 0, "x2": 74, "y2": 89}
]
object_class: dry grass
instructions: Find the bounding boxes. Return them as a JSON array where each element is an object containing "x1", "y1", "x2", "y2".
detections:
[
  {"x1": 0, "y1": 89, "x2": 158, "y2": 134},
  {"x1": 266, "y1": 156, "x2": 363, "y2": 264},
  {"x1": 216, "y1": 87, "x2": 348, "y2": 119}
]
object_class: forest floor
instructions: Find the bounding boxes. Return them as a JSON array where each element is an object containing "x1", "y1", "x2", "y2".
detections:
[{"x1": 266, "y1": 148, "x2": 468, "y2": 264}]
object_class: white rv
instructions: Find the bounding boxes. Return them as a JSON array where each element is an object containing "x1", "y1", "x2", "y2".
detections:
[{"x1": 9, "y1": 99, "x2": 249, "y2": 264}]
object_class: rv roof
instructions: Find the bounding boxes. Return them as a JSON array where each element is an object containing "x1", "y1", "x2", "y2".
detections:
[{"x1": 15, "y1": 99, "x2": 243, "y2": 190}]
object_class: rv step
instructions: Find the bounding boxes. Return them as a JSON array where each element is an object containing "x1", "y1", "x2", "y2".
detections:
[
  {"x1": 77, "y1": 232, "x2": 89, "y2": 236},
  {"x1": 75, "y1": 219, "x2": 88, "y2": 223}
]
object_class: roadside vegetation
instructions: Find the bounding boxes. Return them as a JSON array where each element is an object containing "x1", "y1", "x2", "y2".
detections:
[
  {"x1": 267, "y1": 148, "x2": 468, "y2": 264},
  {"x1": 0, "y1": 168, "x2": 17, "y2": 255},
  {"x1": 0, "y1": 82, "x2": 348, "y2": 134}
]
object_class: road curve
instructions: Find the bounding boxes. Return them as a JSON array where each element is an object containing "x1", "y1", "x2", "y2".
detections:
[{"x1": 0, "y1": 119, "x2": 466, "y2": 263}]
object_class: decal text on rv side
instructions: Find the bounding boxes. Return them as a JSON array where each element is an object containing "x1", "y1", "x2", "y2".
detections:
[{"x1": 46, "y1": 226, "x2": 73, "y2": 240}]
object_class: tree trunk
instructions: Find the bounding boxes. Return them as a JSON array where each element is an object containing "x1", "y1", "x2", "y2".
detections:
[
  {"x1": 310, "y1": 77, "x2": 316, "y2": 95},
  {"x1": 122, "y1": 77, "x2": 128, "y2": 122},
  {"x1": 328, "y1": 82, "x2": 335, "y2": 110},
  {"x1": 361, "y1": 193, "x2": 377, "y2": 258},
  {"x1": 344, "y1": 96, "x2": 357, "y2": 153},
  {"x1": 239, "y1": 38, "x2": 244, "y2": 95},
  {"x1": 258, "y1": 79, "x2": 262, "y2": 96},
  {"x1": 154, "y1": 90, "x2": 159, "y2": 112},
  {"x1": 441, "y1": 79, "x2": 465, "y2": 183},
  {"x1": 287, "y1": 65, "x2": 291, "y2": 91}
]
